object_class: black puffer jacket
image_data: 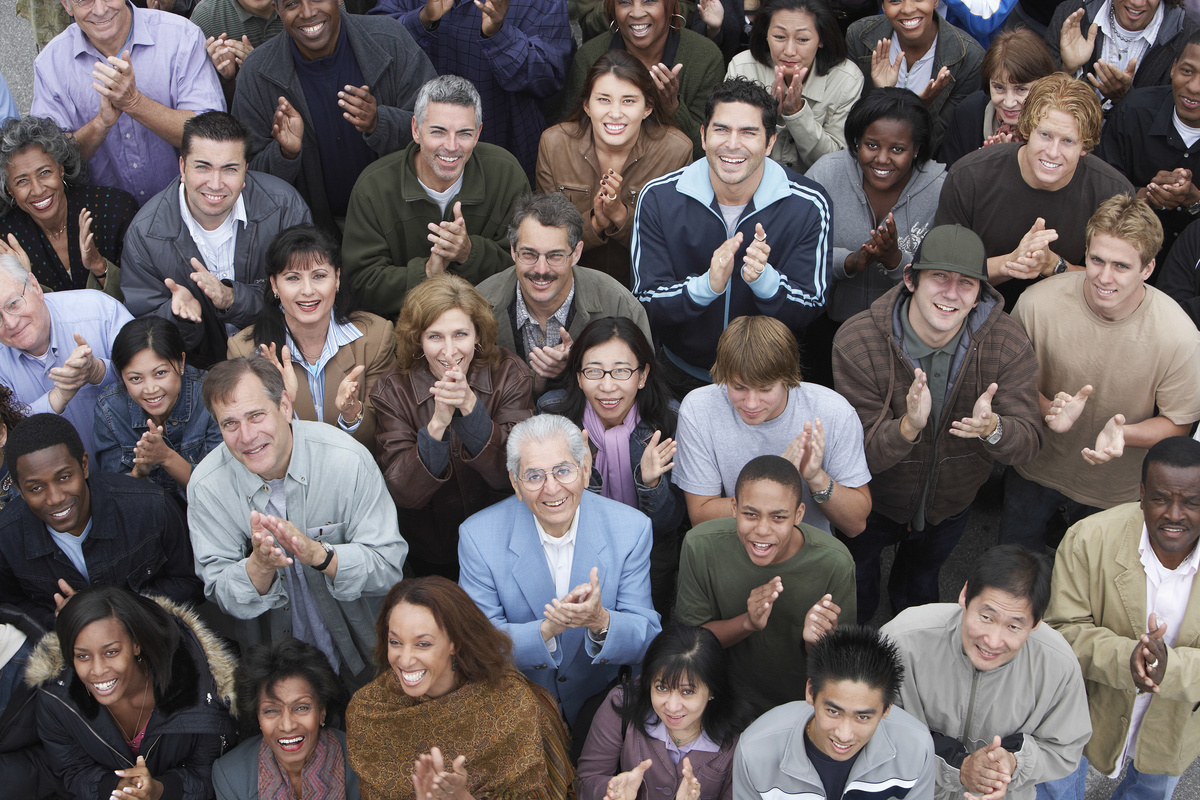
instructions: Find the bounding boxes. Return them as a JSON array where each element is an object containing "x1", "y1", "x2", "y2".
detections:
[
  {"x1": 26, "y1": 597, "x2": 238, "y2": 799},
  {"x1": 0, "y1": 605, "x2": 64, "y2": 799}
]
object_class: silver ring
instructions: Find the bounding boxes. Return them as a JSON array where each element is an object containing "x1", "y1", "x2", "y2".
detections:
[
  {"x1": 1147, "y1": 658, "x2": 1160, "y2": 670},
  {"x1": 754, "y1": 234, "x2": 766, "y2": 242}
]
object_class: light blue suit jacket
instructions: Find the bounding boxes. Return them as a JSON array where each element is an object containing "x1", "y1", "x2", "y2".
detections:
[{"x1": 458, "y1": 492, "x2": 661, "y2": 726}]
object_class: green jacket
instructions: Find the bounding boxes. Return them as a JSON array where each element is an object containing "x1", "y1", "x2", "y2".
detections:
[
  {"x1": 342, "y1": 140, "x2": 530, "y2": 319},
  {"x1": 1045, "y1": 502, "x2": 1200, "y2": 776}
]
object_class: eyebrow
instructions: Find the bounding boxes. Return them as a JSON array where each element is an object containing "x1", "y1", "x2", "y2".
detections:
[
  {"x1": 739, "y1": 503, "x2": 791, "y2": 515},
  {"x1": 76, "y1": 640, "x2": 120, "y2": 651},
  {"x1": 824, "y1": 699, "x2": 878, "y2": 715},
  {"x1": 982, "y1": 603, "x2": 1027, "y2": 624}
]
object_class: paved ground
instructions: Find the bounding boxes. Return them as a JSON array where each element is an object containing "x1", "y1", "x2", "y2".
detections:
[{"x1": 1, "y1": 0, "x2": 37, "y2": 115}]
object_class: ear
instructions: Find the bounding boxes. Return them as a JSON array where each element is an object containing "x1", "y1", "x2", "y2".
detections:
[
  {"x1": 957, "y1": 582, "x2": 968, "y2": 609},
  {"x1": 179, "y1": 156, "x2": 186, "y2": 178},
  {"x1": 1141, "y1": 257, "x2": 1156, "y2": 283},
  {"x1": 335, "y1": 267, "x2": 341, "y2": 293},
  {"x1": 0, "y1": 422, "x2": 7, "y2": 451},
  {"x1": 278, "y1": 389, "x2": 294, "y2": 421},
  {"x1": 880, "y1": 703, "x2": 892, "y2": 719},
  {"x1": 642, "y1": 104, "x2": 653, "y2": 121},
  {"x1": 902, "y1": 265, "x2": 917, "y2": 292},
  {"x1": 765, "y1": 130, "x2": 778, "y2": 154},
  {"x1": 509, "y1": 471, "x2": 523, "y2": 498},
  {"x1": 80, "y1": 452, "x2": 89, "y2": 480},
  {"x1": 792, "y1": 501, "x2": 805, "y2": 527},
  {"x1": 411, "y1": 115, "x2": 421, "y2": 143},
  {"x1": 805, "y1": 679, "x2": 815, "y2": 706},
  {"x1": 570, "y1": 238, "x2": 585, "y2": 268}
]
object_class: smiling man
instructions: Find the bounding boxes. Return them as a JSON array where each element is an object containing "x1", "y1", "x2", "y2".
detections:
[
  {"x1": 734, "y1": 626, "x2": 935, "y2": 800},
  {"x1": 832, "y1": 225, "x2": 1042, "y2": 623},
  {"x1": 1000, "y1": 194, "x2": 1200, "y2": 552},
  {"x1": 0, "y1": 413, "x2": 202, "y2": 629},
  {"x1": 1044, "y1": 437, "x2": 1200, "y2": 800},
  {"x1": 188, "y1": 354, "x2": 407, "y2": 690},
  {"x1": 675, "y1": 455, "x2": 857, "y2": 710},
  {"x1": 457, "y1": 414, "x2": 660, "y2": 726},
  {"x1": 631, "y1": 77, "x2": 831, "y2": 399},
  {"x1": 475, "y1": 192, "x2": 651, "y2": 397},
  {"x1": 121, "y1": 111, "x2": 312, "y2": 368},
  {"x1": 341, "y1": 75, "x2": 529, "y2": 320},
  {"x1": 881, "y1": 545, "x2": 1091, "y2": 800}
]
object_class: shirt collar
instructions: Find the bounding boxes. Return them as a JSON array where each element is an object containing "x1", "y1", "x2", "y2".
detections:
[
  {"x1": 515, "y1": 279, "x2": 575, "y2": 332},
  {"x1": 534, "y1": 508, "x2": 580, "y2": 550},
  {"x1": 1138, "y1": 522, "x2": 1200, "y2": 580},
  {"x1": 645, "y1": 719, "x2": 722, "y2": 755},
  {"x1": 284, "y1": 313, "x2": 363, "y2": 375},
  {"x1": 178, "y1": 182, "x2": 248, "y2": 239},
  {"x1": 899, "y1": 295, "x2": 962, "y2": 359}
]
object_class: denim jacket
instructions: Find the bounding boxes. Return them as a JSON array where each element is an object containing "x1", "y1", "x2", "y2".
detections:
[{"x1": 93, "y1": 364, "x2": 222, "y2": 500}]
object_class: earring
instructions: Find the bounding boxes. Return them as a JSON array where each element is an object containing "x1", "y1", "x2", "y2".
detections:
[
  {"x1": 671, "y1": 12, "x2": 686, "y2": 28},
  {"x1": 475, "y1": 342, "x2": 483, "y2": 352},
  {"x1": 451, "y1": 654, "x2": 459, "y2": 672},
  {"x1": 609, "y1": 18, "x2": 619, "y2": 33},
  {"x1": 414, "y1": 351, "x2": 425, "y2": 360}
]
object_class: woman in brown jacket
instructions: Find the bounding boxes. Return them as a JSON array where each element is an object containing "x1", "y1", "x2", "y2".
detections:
[
  {"x1": 371, "y1": 274, "x2": 534, "y2": 580},
  {"x1": 228, "y1": 225, "x2": 395, "y2": 456},
  {"x1": 537, "y1": 51, "x2": 693, "y2": 288}
]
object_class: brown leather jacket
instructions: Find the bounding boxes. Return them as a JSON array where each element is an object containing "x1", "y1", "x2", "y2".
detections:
[
  {"x1": 370, "y1": 347, "x2": 534, "y2": 565},
  {"x1": 536, "y1": 121, "x2": 692, "y2": 287}
]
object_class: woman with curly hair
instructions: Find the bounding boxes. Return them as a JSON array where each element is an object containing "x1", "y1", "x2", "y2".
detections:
[
  {"x1": 0, "y1": 116, "x2": 138, "y2": 300},
  {"x1": 0, "y1": 382, "x2": 26, "y2": 508}
]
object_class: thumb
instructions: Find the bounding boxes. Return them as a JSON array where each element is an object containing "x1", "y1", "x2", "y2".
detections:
[
  {"x1": 633, "y1": 759, "x2": 654, "y2": 778},
  {"x1": 984, "y1": 382, "x2": 999, "y2": 401},
  {"x1": 73, "y1": 332, "x2": 89, "y2": 348},
  {"x1": 190, "y1": 257, "x2": 209, "y2": 273},
  {"x1": 1113, "y1": 413, "x2": 1126, "y2": 428},
  {"x1": 1126, "y1": 56, "x2": 1138, "y2": 75},
  {"x1": 560, "y1": 327, "x2": 574, "y2": 349},
  {"x1": 590, "y1": 565, "x2": 600, "y2": 586},
  {"x1": 756, "y1": 222, "x2": 766, "y2": 239},
  {"x1": 1033, "y1": 217, "x2": 1045, "y2": 232},
  {"x1": 164, "y1": 277, "x2": 179, "y2": 291},
  {"x1": 1087, "y1": 22, "x2": 1099, "y2": 39},
  {"x1": 453, "y1": 200, "x2": 464, "y2": 222},
  {"x1": 671, "y1": 63, "x2": 683, "y2": 78},
  {"x1": 1077, "y1": 384, "x2": 1094, "y2": 400},
  {"x1": 990, "y1": 734, "x2": 1002, "y2": 750},
  {"x1": 348, "y1": 364, "x2": 366, "y2": 382}
]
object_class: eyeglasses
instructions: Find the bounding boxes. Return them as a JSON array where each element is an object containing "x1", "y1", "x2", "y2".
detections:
[
  {"x1": 68, "y1": 0, "x2": 99, "y2": 9},
  {"x1": 518, "y1": 463, "x2": 580, "y2": 489},
  {"x1": 579, "y1": 366, "x2": 639, "y2": 381},
  {"x1": 515, "y1": 249, "x2": 570, "y2": 268},
  {"x1": 1, "y1": 283, "x2": 29, "y2": 319}
]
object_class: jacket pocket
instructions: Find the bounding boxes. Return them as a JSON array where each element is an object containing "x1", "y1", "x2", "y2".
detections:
[
  {"x1": 556, "y1": 184, "x2": 592, "y2": 207},
  {"x1": 307, "y1": 523, "x2": 348, "y2": 545}
]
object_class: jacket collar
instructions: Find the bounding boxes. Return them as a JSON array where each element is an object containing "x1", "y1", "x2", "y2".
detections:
[
  {"x1": 143, "y1": 173, "x2": 276, "y2": 242},
  {"x1": 509, "y1": 492, "x2": 609, "y2": 614},
  {"x1": 19, "y1": 475, "x2": 113, "y2": 561},
  {"x1": 259, "y1": 12, "x2": 393, "y2": 91},
  {"x1": 674, "y1": 156, "x2": 794, "y2": 214},
  {"x1": 397, "y1": 140, "x2": 489, "y2": 210},
  {"x1": 572, "y1": 125, "x2": 651, "y2": 175}
]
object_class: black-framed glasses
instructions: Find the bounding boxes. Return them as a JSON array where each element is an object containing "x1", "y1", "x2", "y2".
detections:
[
  {"x1": 579, "y1": 366, "x2": 639, "y2": 381},
  {"x1": 515, "y1": 249, "x2": 570, "y2": 267},
  {"x1": 518, "y1": 463, "x2": 580, "y2": 489},
  {"x1": 1, "y1": 282, "x2": 29, "y2": 318}
]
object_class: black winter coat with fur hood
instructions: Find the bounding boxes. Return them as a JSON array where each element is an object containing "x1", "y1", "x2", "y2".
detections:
[{"x1": 25, "y1": 597, "x2": 238, "y2": 800}]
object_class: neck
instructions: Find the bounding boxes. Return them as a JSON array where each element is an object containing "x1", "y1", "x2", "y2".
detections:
[
  {"x1": 711, "y1": 169, "x2": 763, "y2": 207},
  {"x1": 593, "y1": 134, "x2": 636, "y2": 167},
  {"x1": 37, "y1": 205, "x2": 70, "y2": 239},
  {"x1": 899, "y1": 19, "x2": 937, "y2": 64},
  {"x1": 413, "y1": 152, "x2": 459, "y2": 194},
  {"x1": 627, "y1": 35, "x2": 667, "y2": 72},
  {"x1": 288, "y1": 318, "x2": 330, "y2": 363}
]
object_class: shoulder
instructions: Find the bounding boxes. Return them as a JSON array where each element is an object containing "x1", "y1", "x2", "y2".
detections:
[
  {"x1": 880, "y1": 704, "x2": 937, "y2": 742},
  {"x1": 462, "y1": 495, "x2": 527, "y2": 536},
  {"x1": 244, "y1": 170, "x2": 308, "y2": 205},
  {"x1": 793, "y1": 524, "x2": 855, "y2": 568},
  {"x1": 1075, "y1": 154, "x2": 1135, "y2": 190},
  {"x1": 937, "y1": 18, "x2": 985, "y2": 58},
  {"x1": 580, "y1": 491, "x2": 652, "y2": 532},
  {"x1": 356, "y1": 143, "x2": 416, "y2": 188},
  {"x1": 92, "y1": 470, "x2": 171, "y2": 501},
  {"x1": 740, "y1": 701, "x2": 809, "y2": 743},
  {"x1": 475, "y1": 266, "x2": 518, "y2": 302},
  {"x1": 474, "y1": 141, "x2": 527, "y2": 176},
  {"x1": 346, "y1": 12, "x2": 422, "y2": 49},
  {"x1": 540, "y1": 123, "x2": 574, "y2": 147},
  {"x1": 1145, "y1": 285, "x2": 1200, "y2": 333},
  {"x1": 727, "y1": 51, "x2": 768, "y2": 80},
  {"x1": 882, "y1": 602, "x2": 960, "y2": 641},
  {"x1": 682, "y1": 518, "x2": 740, "y2": 554},
  {"x1": 1025, "y1": 619, "x2": 1086, "y2": 669},
  {"x1": 796, "y1": 383, "x2": 858, "y2": 418},
  {"x1": 948, "y1": 141, "x2": 1019, "y2": 177},
  {"x1": 676, "y1": 28, "x2": 723, "y2": 62},
  {"x1": 214, "y1": 734, "x2": 263, "y2": 779},
  {"x1": 350, "y1": 310, "x2": 395, "y2": 338},
  {"x1": 573, "y1": 265, "x2": 637, "y2": 296}
]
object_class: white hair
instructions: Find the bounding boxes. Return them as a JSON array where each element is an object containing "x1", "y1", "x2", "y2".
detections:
[
  {"x1": 0, "y1": 254, "x2": 32, "y2": 284},
  {"x1": 506, "y1": 415, "x2": 587, "y2": 476}
]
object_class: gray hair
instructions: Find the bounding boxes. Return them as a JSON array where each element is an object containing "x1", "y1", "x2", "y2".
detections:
[
  {"x1": 0, "y1": 254, "x2": 33, "y2": 285},
  {"x1": 506, "y1": 415, "x2": 588, "y2": 476},
  {"x1": 506, "y1": 192, "x2": 584, "y2": 252},
  {"x1": 0, "y1": 116, "x2": 86, "y2": 215},
  {"x1": 414, "y1": 75, "x2": 483, "y2": 130}
]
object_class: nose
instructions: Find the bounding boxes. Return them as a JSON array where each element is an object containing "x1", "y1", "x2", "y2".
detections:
[
  {"x1": 279, "y1": 709, "x2": 297, "y2": 732},
  {"x1": 598, "y1": 371, "x2": 618, "y2": 390}
]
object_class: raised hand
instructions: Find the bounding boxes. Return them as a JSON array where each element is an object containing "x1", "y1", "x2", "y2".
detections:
[
  {"x1": 476, "y1": 0, "x2": 510, "y2": 36},
  {"x1": 339, "y1": 84, "x2": 379, "y2": 135},
  {"x1": 1045, "y1": 385, "x2": 1092, "y2": 433},
  {"x1": 164, "y1": 278, "x2": 201, "y2": 323},
  {"x1": 745, "y1": 576, "x2": 783, "y2": 632},
  {"x1": 413, "y1": 747, "x2": 470, "y2": 800},
  {"x1": 950, "y1": 383, "x2": 999, "y2": 439},
  {"x1": 92, "y1": 51, "x2": 140, "y2": 112},
  {"x1": 782, "y1": 419, "x2": 825, "y2": 483},
  {"x1": 1130, "y1": 612, "x2": 1168, "y2": 693},
  {"x1": 79, "y1": 208, "x2": 107, "y2": 278},
  {"x1": 1087, "y1": 57, "x2": 1135, "y2": 102},
  {"x1": 427, "y1": 201, "x2": 472, "y2": 264},
  {"x1": 257, "y1": 342, "x2": 300, "y2": 402},
  {"x1": 1003, "y1": 218, "x2": 1058, "y2": 281},
  {"x1": 708, "y1": 232, "x2": 743, "y2": 293},
  {"x1": 528, "y1": 327, "x2": 573, "y2": 380},
  {"x1": 650, "y1": 62, "x2": 683, "y2": 118},
  {"x1": 803, "y1": 593, "x2": 840, "y2": 645},
  {"x1": 675, "y1": 758, "x2": 701, "y2": 800},
  {"x1": 249, "y1": 510, "x2": 293, "y2": 572},
  {"x1": 594, "y1": 169, "x2": 627, "y2": 233},
  {"x1": 697, "y1": 0, "x2": 724, "y2": 33},
  {"x1": 862, "y1": 213, "x2": 902, "y2": 271},
  {"x1": 53, "y1": 578, "x2": 77, "y2": 615},
  {"x1": 189, "y1": 257, "x2": 234, "y2": 309},
  {"x1": 1145, "y1": 168, "x2": 1200, "y2": 210},
  {"x1": 554, "y1": 567, "x2": 610, "y2": 636},
  {"x1": 870, "y1": 38, "x2": 902, "y2": 87},
  {"x1": 112, "y1": 755, "x2": 161, "y2": 800},
  {"x1": 133, "y1": 419, "x2": 174, "y2": 470},
  {"x1": 960, "y1": 736, "x2": 1015, "y2": 800},
  {"x1": 918, "y1": 66, "x2": 951, "y2": 106},
  {"x1": 272, "y1": 97, "x2": 304, "y2": 160},
  {"x1": 418, "y1": 0, "x2": 455, "y2": 26},
  {"x1": 0, "y1": 232, "x2": 32, "y2": 272},
  {"x1": 604, "y1": 759, "x2": 653, "y2": 800},
  {"x1": 900, "y1": 368, "x2": 931, "y2": 441},
  {"x1": 1059, "y1": 8, "x2": 1099, "y2": 74},
  {"x1": 771, "y1": 64, "x2": 807, "y2": 116},
  {"x1": 336, "y1": 364, "x2": 366, "y2": 425},
  {"x1": 47, "y1": 333, "x2": 104, "y2": 413},
  {"x1": 430, "y1": 367, "x2": 479, "y2": 415},
  {"x1": 1082, "y1": 413, "x2": 1125, "y2": 465},
  {"x1": 639, "y1": 430, "x2": 676, "y2": 488},
  {"x1": 742, "y1": 223, "x2": 771, "y2": 284}
]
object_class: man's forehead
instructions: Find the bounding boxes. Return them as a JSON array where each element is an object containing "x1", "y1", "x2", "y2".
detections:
[
  {"x1": 518, "y1": 435, "x2": 573, "y2": 468},
  {"x1": 708, "y1": 101, "x2": 765, "y2": 131},
  {"x1": 422, "y1": 103, "x2": 478, "y2": 129},
  {"x1": 515, "y1": 219, "x2": 570, "y2": 250}
]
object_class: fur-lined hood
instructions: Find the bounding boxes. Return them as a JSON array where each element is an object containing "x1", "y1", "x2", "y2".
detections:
[{"x1": 23, "y1": 595, "x2": 236, "y2": 717}]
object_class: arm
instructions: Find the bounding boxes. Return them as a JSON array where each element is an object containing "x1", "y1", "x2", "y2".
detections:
[
  {"x1": 362, "y1": 41, "x2": 437, "y2": 157},
  {"x1": 586, "y1": 517, "x2": 661, "y2": 665},
  {"x1": 930, "y1": 37, "x2": 984, "y2": 147},
  {"x1": 120, "y1": 225, "x2": 207, "y2": 352},
  {"x1": 684, "y1": 492, "x2": 733, "y2": 524},
  {"x1": 1157, "y1": 219, "x2": 1200, "y2": 327},
  {"x1": 36, "y1": 692, "x2": 122, "y2": 798},
  {"x1": 671, "y1": 396, "x2": 732, "y2": 522},
  {"x1": 232, "y1": 50, "x2": 304, "y2": 183},
  {"x1": 741, "y1": 196, "x2": 829, "y2": 335},
  {"x1": 1004, "y1": 663, "x2": 1091, "y2": 791},
  {"x1": 814, "y1": 482, "x2": 871, "y2": 537},
  {"x1": 830, "y1": 329, "x2": 919, "y2": 473},
  {"x1": 372, "y1": 376, "x2": 459, "y2": 510},
  {"x1": 341, "y1": 189, "x2": 433, "y2": 318},
  {"x1": 348, "y1": 316, "x2": 397, "y2": 449},
  {"x1": 452, "y1": 359, "x2": 534, "y2": 487},
  {"x1": 155, "y1": 731, "x2": 232, "y2": 799},
  {"x1": 143, "y1": 491, "x2": 206, "y2": 607},
  {"x1": 1122, "y1": 416, "x2": 1190, "y2": 449},
  {"x1": 976, "y1": 321, "x2": 1043, "y2": 466},
  {"x1": 577, "y1": 688, "x2": 629, "y2": 800},
  {"x1": 479, "y1": 0, "x2": 572, "y2": 98}
]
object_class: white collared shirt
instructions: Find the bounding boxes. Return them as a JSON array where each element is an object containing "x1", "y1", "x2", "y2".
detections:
[
  {"x1": 535, "y1": 509, "x2": 580, "y2": 600},
  {"x1": 1114, "y1": 523, "x2": 1199, "y2": 776},
  {"x1": 889, "y1": 32, "x2": 939, "y2": 92},
  {"x1": 1096, "y1": 0, "x2": 1163, "y2": 75},
  {"x1": 178, "y1": 182, "x2": 248, "y2": 283}
]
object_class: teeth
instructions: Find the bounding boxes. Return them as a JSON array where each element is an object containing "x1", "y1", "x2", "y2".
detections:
[
  {"x1": 31, "y1": 197, "x2": 53, "y2": 210},
  {"x1": 872, "y1": 168, "x2": 892, "y2": 177},
  {"x1": 52, "y1": 506, "x2": 71, "y2": 519},
  {"x1": 603, "y1": 123, "x2": 627, "y2": 134},
  {"x1": 934, "y1": 303, "x2": 955, "y2": 312},
  {"x1": 719, "y1": 155, "x2": 746, "y2": 164},
  {"x1": 278, "y1": 736, "x2": 304, "y2": 746},
  {"x1": 93, "y1": 679, "x2": 116, "y2": 691},
  {"x1": 246, "y1": 444, "x2": 267, "y2": 455},
  {"x1": 629, "y1": 22, "x2": 651, "y2": 33},
  {"x1": 899, "y1": 18, "x2": 921, "y2": 27},
  {"x1": 545, "y1": 498, "x2": 566, "y2": 507},
  {"x1": 301, "y1": 22, "x2": 324, "y2": 33},
  {"x1": 401, "y1": 669, "x2": 427, "y2": 684},
  {"x1": 1038, "y1": 159, "x2": 1061, "y2": 170},
  {"x1": 437, "y1": 155, "x2": 461, "y2": 163}
]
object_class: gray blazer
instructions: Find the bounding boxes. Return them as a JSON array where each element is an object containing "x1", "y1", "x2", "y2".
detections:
[{"x1": 213, "y1": 730, "x2": 361, "y2": 800}]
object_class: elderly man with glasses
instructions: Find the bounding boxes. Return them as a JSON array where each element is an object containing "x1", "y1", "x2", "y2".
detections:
[
  {"x1": 0, "y1": 254, "x2": 132, "y2": 460},
  {"x1": 458, "y1": 413, "x2": 661, "y2": 728},
  {"x1": 476, "y1": 192, "x2": 652, "y2": 398}
]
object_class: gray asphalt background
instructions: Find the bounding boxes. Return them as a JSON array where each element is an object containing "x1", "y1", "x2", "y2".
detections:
[{"x1": 0, "y1": 4, "x2": 1196, "y2": 793}]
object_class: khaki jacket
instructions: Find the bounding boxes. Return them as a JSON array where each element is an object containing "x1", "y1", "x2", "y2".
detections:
[{"x1": 1045, "y1": 502, "x2": 1200, "y2": 775}]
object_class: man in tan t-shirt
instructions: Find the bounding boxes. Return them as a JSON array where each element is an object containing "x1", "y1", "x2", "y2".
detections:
[{"x1": 999, "y1": 194, "x2": 1200, "y2": 551}]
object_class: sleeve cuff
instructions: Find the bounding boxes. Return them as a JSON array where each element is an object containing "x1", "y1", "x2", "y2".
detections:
[
  {"x1": 685, "y1": 273, "x2": 721, "y2": 305},
  {"x1": 748, "y1": 263, "x2": 782, "y2": 299}
]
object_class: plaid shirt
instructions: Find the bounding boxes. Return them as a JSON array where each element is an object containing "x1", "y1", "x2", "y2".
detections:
[{"x1": 371, "y1": 0, "x2": 572, "y2": 177}]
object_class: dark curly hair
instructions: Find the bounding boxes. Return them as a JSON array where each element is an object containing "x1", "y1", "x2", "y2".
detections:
[{"x1": 0, "y1": 116, "x2": 86, "y2": 215}]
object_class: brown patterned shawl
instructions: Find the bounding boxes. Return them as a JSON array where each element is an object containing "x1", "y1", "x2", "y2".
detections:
[{"x1": 346, "y1": 668, "x2": 575, "y2": 800}]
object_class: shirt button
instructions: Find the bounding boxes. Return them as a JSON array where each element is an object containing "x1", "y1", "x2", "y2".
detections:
[
  {"x1": 557, "y1": 676, "x2": 568, "y2": 682},
  {"x1": 125, "y1": 133, "x2": 130, "y2": 138},
  {"x1": 132, "y1": 163, "x2": 138, "y2": 168}
]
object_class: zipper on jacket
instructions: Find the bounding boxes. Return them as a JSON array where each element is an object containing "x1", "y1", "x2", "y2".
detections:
[{"x1": 963, "y1": 670, "x2": 980, "y2": 743}]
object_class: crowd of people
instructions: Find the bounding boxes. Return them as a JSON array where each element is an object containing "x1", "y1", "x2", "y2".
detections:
[{"x1": 0, "y1": 0, "x2": 1199, "y2": 797}]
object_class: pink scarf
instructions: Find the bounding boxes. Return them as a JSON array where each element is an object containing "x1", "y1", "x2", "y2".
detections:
[
  {"x1": 257, "y1": 727, "x2": 347, "y2": 800},
  {"x1": 583, "y1": 401, "x2": 640, "y2": 508}
]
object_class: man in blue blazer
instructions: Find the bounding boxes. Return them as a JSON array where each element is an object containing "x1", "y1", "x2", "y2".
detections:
[{"x1": 458, "y1": 414, "x2": 661, "y2": 726}]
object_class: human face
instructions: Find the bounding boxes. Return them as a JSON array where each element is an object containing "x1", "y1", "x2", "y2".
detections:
[
  {"x1": 856, "y1": 118, "x2": 916, "y2": 195},
  {"x1": 387, "y1": 602, "x2": 458, "y2": 699},
  {"x1": 5, "y1": 146, "x2": 66, "y2": 229},
  {"x1": 584, "y1": 73, "x2": 652, "y2": 151},
  {"x1": 902, "y1": 269, "x2": 980, "y2": 349},
  {"x1": 650, "y1": 671, "x2": 711, "y2": 745},
  {"x1": 411, "y1": 103, "x2": 480, "y2": 193},
  {"x1": 0, "y1": 270, "x2": 50, "y2": 356},
  {"x1": 72, "y1": 616, "x2": 149, "y2": 706},
  {"x1": 275, "y1": 0, "x2": 341, "y2": 60},
  {"x1": 577, "y1": 338, "x2": 648, "y2": 429},
  {"x1": 212, "y1": 373, "x2": 295, "y2": 481},
  {"x1": 733, "y1": 478, "x2": 804, "y2": 565},
  {"x1": 1019, "y1": 109, "x2": 1084, "y2": 191},
  {"x1": 59, "y1": 0, "x2": 132, "y2": 57},
  {"x1": 237, "y1": 0, "x2": 275, "y2": 18},
  {"x1": 1141, "y1": 462, "x2": 1200, "y2": 570},
  {"x1": 768, "y1": 8, "x2": 821, "y2": 74},
  {"x1": 804, "y1": 679, "x2": 891, "y2": 761},
  {"x1": 1083, "y1": 233, "x2": 1153, "y2": 322},
  {"x1": 958, "y1": 585, "x2": 1038, "y2": 671},
  {"x1": 614, "y1": 0, "x2": 669, "y2": 59},
  {"x1": 510, "y1": 434, "x2": 586, "y2": 537},
  {"x1": 1113, "y1": 0, "x2": 1159, "y2": 32},
  {"x1": 421, "y1": 308, "x2": 477, "y2": 380},
  {"x1": 1171, "y1": 45, "x2": 1200, "y2": 127},
  {"x1": 180, "y1": 137, "x2": 248, "y2": 232},
  {"x1": 882, "y1": 0, "x2": 937, "y2": 48},
  {"x1": 724, "y1": 379, "x2": 789, "y2": 425},
  {"x1": 512, "y1": 218, "x2": 581, "y2": 318},
  {"x1": 270, "y1": 257, "x2": 340, "y2": 332},
  {"x1": 989, "y1": 73, "x2": 1032, "y2": 128},
  {"x1": 702, "y1": 102, "x2": 776, "y2": 199},
  {"x1": 258, "y1": 677, "x2": 326, "y2": 773},
  {"x1": 16, "y1": 445, "x2": 91, "y2": 537},
  {"x1": 120, "y1": 348, "x2": 184, "y2": 427}
]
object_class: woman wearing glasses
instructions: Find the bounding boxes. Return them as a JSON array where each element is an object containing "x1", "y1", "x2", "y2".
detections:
[
  {"x1": 538, "y1": 316, "x2": 685, "y2": 615},
  {"x1": 371, "y1": 274, "x2": 535, "y2": 580}
]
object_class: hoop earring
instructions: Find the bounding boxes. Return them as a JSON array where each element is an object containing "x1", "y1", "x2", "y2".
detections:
[
  {"x1": 414, "y1": 351, "x2": 425, "y2": 360},
  {"x1": 609, "y1": 18, "x2": 619, "y2": 33},
  {"x1": 671, "y1": 12, "x2": 686, "y2": 29}
]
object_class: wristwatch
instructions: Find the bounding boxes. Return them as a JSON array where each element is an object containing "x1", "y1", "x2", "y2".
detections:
[
  {"x1": 811, "y1": 477, "x2": 835, "y2": 504},
  {"x1": 1052, "y1": 256, "x2": 1068, "y2": 275},
  {"x1": 982, "y1": 415, "x2": 1004, "y2": 445},
  {"x1": 311, "y1": 541, "x2": 335, "y2": 572},
  {"x1": 1187, "y1": 199, "x2": 1200, "y2": 216}
]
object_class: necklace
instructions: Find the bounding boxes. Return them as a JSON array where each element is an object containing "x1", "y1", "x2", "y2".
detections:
[
  {"x1": 115, "y1": 675, "x2": 152, "y2": 744},
  {"x1": 43, "y1": 220, "x2": 67, "y2": 238},
  {"x1": 1108, "y1": 5, "x2": 1140, "y2": 47}
]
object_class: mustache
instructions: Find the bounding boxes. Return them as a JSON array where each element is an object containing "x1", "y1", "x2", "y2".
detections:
[{"x1": 523, "y1": 272, "x2": 558, "y2": 283}]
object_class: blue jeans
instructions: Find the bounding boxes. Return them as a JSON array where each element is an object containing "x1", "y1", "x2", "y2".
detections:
[
  {"x1": 1036, "y1": 757, "x2": 1183, "y2": 800},
  {"x1": 838, "y1": 507, "x2": 971, "y2": 623},
  {"x1": 998, "y1": 468, "x2": 1101, "y2": 551}
]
